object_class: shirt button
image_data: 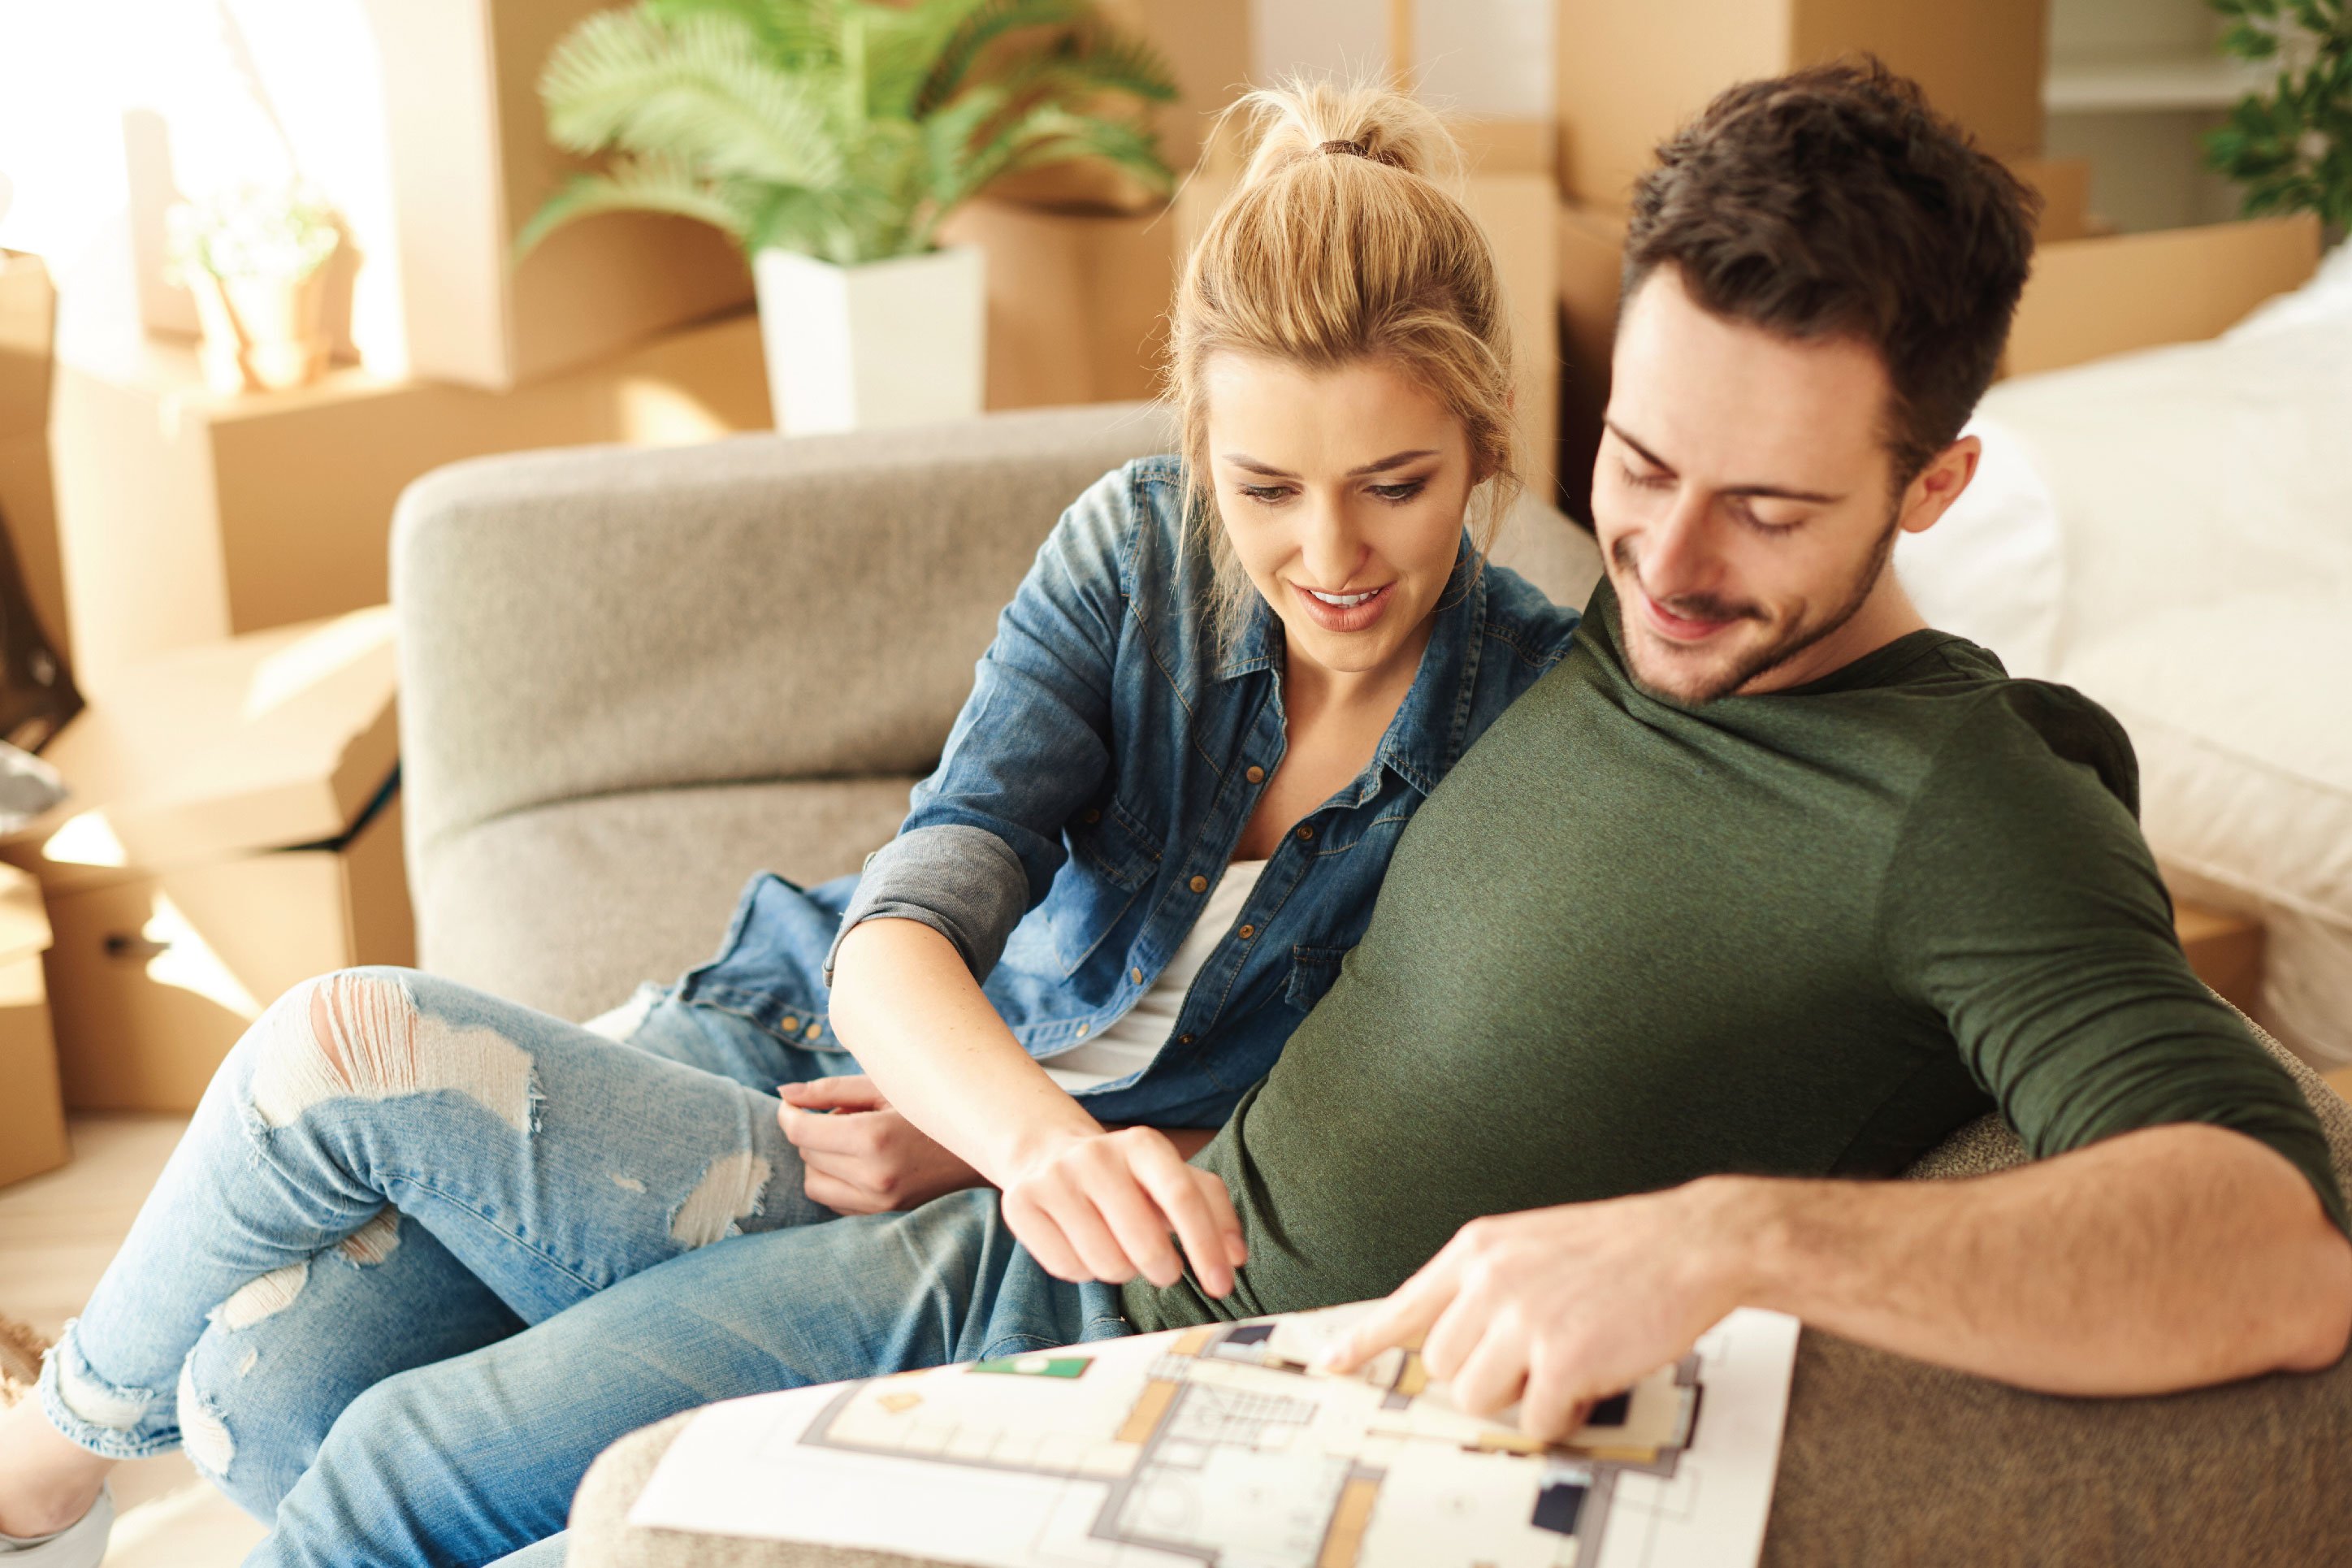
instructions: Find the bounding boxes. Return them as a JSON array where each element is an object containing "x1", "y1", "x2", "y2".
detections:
[
  {"x1": 1076, "y1": 1024, "x2": 1089, "y2": 1038},
  {"x1": 781, "y1": 1015, "x2": 800, "y2": 1032},
  {"x1": 1081, "y1": 808, "x2": 1101, "y2": 823},
  {"x1": 1189, "y1": 874, "x2": 1209, "y2": 894},
  {"x1": 1295, "y1": 825, "x2": 1314, "y2": 842},
  {"x1": 1245, "y1": 765, "x2": 1265, "y2": 784},
  {"x1": 803, "y1": 1023, "x2": 822, "y2": 1041},
  {"x1": 1130, "y1": 967, "x2": 1144, "y2": 984},
  {"x1": 1177, "y1": 1033, "x2": 1194, "y2": 1046},
  {"x1": 1237, "y1": 924, "x2": 1255, "y2": 940}
]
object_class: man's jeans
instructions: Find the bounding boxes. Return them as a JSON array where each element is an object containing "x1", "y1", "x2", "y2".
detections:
[{"x1": 34, "y1": 966, "x2": 1124, "y2": 1564}]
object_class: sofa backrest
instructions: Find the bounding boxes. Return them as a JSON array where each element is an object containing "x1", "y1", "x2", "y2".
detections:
[{"x1": 393, "y1": 404, "x2": 1181, "y2": 873}]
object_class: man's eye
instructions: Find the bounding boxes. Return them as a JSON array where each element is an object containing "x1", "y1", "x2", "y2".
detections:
[
  {"x1": 1618, "y1": 461, "x2": 1671, "y2": 491},
  {"x1": 1733, "y1": 500, "x2": 1803, "y2": 534}
]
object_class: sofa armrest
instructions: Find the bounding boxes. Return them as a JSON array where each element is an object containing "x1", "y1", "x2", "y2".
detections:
[{"x1": 392, "y1": 401, "x2": 1175, "y2": 913}]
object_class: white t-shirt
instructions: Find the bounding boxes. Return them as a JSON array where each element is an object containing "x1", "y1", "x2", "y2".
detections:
[{"x1": 1040, "y1": 860, "x2": 1270, "y2": 1094}]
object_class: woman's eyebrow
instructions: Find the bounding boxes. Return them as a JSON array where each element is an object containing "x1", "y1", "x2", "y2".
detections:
[{"x1": 1220, "y1": 448, "x2": 1443, "y2": 479}]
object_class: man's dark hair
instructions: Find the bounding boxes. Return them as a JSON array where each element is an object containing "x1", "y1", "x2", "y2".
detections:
[{"x1": 1622, "y1": 58, "x2": 2040, "y2": 483}]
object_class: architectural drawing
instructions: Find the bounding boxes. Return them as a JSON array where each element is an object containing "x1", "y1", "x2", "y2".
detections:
[{"x1": 628, "y1": 1303, "x2": 1803, "y2": 1568}]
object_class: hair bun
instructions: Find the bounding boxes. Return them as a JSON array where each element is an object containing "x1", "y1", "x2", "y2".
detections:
[{"x1": 1229, "y1": 76, "x2": 1463, "y2": 193}]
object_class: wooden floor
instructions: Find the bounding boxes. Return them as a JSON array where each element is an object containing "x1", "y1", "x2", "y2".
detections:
[{"x1": 0, "y1": 1115, "x2": 266, "y2": 1566}]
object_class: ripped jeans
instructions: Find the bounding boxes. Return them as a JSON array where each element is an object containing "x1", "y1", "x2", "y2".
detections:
[{"x1": 32, "y1": 965, "x2": 867, "y2": 1518}]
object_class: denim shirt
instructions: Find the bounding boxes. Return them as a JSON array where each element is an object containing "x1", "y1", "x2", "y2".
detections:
[{"x1": 678, "y1": 456, "x2": 1579, "y2": 1126}]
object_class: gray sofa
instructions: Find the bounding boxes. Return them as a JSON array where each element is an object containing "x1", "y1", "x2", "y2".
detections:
[{"x1": 392, "y1": 405, "x2": 2352, "y2": 1567}]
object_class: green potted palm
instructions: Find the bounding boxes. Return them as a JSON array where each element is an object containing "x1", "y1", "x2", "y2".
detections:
[{"x1": 525, "y1": 0, "x2": 1179, "y2": 435}]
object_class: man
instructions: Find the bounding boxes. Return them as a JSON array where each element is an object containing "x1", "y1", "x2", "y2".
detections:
[{"x1": 255, "y1": 63, "x2": 2349, "y2": 1565}]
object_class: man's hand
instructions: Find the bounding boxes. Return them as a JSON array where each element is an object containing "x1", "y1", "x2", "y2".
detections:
[
  {"x1": 1319, "y1": 1183, "x2": 1746, "y2": 1441},
  {"x1": 778, "y1": 1076, "x2": 988, "y2": 1214},
  {"x1": 1001, "y1": 1127, "x2": 1250, "y2": 1297}
]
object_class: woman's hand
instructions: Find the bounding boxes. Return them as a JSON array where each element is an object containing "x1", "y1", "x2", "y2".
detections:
[
  {"x1": 777, "y1": 1076, "x2": 988, "y2": 1215},
  {"x1": 1000, "y1": 1126, "x2": 1249, "y2": 1297}
]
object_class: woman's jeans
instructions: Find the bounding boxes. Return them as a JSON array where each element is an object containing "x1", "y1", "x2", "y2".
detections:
[{"x1": 32, "y1": 966, "x2": 1124, "y2": 1565}]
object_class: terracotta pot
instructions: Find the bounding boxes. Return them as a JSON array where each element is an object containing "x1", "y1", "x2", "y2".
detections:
[{"x1": 187, "y1": 266, "x2": 331, "y2": 393}]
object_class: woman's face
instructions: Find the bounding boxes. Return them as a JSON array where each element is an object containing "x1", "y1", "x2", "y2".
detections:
[{"x1": 1203, "y1": 353, "x2": 1478, "y2": 685}]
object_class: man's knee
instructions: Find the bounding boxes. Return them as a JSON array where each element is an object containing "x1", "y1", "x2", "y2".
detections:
[{"x1": 241, "y1": 968, "x2": 536, "y2": 1133}]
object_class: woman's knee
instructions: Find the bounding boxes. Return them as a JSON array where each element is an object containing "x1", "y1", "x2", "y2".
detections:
[{"x1": 233, "y1": 967, "x2": 535, "y2": 1133}]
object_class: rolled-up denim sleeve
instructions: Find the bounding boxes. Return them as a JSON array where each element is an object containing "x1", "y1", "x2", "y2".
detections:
[{"x1": 825, "y1": 466, "x2": 1135, "y2": 983}]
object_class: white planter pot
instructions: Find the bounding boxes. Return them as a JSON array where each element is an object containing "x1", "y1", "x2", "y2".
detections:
[{"x1": 752, "y1": 245, "x2": 986, "y2": 435}]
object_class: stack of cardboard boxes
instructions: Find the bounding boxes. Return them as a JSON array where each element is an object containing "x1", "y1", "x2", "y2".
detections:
[
  {"x1": 0, "y1": 610, "x2": 405, "y2": 1115},
  {"x1": 0, "y1": 251, "x2": 72, "y2": 1186},
  {"x1": 1549, "y1": 0, "x2": 2320, "y2": 517},
  {"x1": 0, "y1": 0, "x2": 1262, "y2": 1168}
]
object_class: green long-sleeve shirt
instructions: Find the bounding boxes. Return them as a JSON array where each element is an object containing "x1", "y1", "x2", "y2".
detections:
[{"x1": 1124, "y1": 579, "x2": 2343, "y2": 1331}]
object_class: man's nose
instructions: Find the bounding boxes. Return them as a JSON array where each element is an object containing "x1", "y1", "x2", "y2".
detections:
[{"x1": 1635, "y1": 491, "x2": 1718, "y2": 600}]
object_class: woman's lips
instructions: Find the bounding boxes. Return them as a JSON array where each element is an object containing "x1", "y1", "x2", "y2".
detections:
[
  {"x1": 1291, "y1": 580, "x2": 1396, "y2": 634},
  {"x1": 1639, "y1": 589, "x2": 1741, "y2": 643}
]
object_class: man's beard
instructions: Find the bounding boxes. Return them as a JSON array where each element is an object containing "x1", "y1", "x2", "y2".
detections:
[{"x1": 1610, "y1": 513, "x2": 1901, "y2": 705}]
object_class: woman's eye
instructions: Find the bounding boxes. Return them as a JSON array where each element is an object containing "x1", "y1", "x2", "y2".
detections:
[
  {"x1": 1238, "y1": 484, "x2": 1292, "y2": 505},
  {"x1": 1369, "y1": 481, "x2": 1427, "y2": 504}
]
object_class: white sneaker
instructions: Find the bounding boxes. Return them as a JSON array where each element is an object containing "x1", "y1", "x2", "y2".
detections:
[{"x1": 0, "y1": 1487, "x2": 113, "y2": 1567}]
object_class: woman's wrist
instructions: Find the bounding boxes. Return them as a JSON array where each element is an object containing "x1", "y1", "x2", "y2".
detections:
[{"x1": 991, "y1": 1105, "x2": 1112, "y2": 1189}]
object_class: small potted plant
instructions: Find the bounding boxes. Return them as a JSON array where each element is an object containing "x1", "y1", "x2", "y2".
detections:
[
  {"x1": 166, "y1": 184, "x2": 342, "y2": 395},
  {"x1": 523, "y1": 0, "x2": 1178, "y2": 435}
]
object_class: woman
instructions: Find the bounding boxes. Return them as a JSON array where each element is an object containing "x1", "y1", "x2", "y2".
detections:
[{"x1": 0, "y1": 80, "x2": 1579, "y2": 1563}]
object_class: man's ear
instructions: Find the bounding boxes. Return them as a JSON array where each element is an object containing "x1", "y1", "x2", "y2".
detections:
[{"x1": 1897, "y1": 435, "x2": 1982, "y2": 536}]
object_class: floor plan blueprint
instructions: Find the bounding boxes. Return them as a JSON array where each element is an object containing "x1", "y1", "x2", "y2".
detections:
[{"x1": 630, "y1": 1302, "x2": 1801, "y2": 1568}]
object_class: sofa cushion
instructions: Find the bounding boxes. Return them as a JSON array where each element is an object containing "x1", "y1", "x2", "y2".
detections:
[{"x1": 415, "y1": 778, "x2": 913, "y2": 1021}]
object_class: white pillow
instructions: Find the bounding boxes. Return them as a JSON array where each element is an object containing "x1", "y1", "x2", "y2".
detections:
[
  {"x1": 1893, "y1": 415, "x2": 2064, "y2": 679},
  {"x1": 2059, "y1": 595, "x2": 2352, "y2": 1063}
]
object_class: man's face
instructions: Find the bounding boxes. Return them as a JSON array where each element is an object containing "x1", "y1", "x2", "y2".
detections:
[{"x1": 1592, "y1": 266, "x2": 1931, "y2": 704}]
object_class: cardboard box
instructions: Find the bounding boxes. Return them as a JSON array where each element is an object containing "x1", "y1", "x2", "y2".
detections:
[
  {"x1": 2012, "y1": 155, "x2": 2094, "y2": 245},
  {"x1": 938, "y1": 200, "x2": 1175, "y2": 410},
  {"x1": 1553, "y1": 0, "x2": 2050, "y2": 210},
  {"x1": 2004, "y1": 214, "x2": 2322, "y2": 378},
  {"x1": 384, "y1": 0, "x2": 1247, "y2": 389},
  {"x1": 1470, "y1": 162, "x2": 1565, "y2": 509},
  {"x1": 1554, "y1": 201, "x2": 1631, "y2": 523},
  {"x1": 0, "y1": 250, "x2": 69, "y2": 656},
  {"x1": 50, "y1": 310, "x2": 769, "y2": 691},
  {"x1": 2174, "y1": 899, "x2": 2264, "y2": 1017},
  {"x1": 372, "y1": 0, "x2": 755, "y2": 388},
  {"x1": 0, "y1": 863, "x2": 67, "y2": 1189},
  {"x1": 2, "y1": 610, "x2": 413, "y2": 1111},
  {"x1": 1551, "y1": 199, "x2": 2307, "y2": 517}
]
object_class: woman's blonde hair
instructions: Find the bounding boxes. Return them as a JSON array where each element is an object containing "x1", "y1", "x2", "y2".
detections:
[{"x1": 1169, "y1": 78, "x2": 1521, "y2": 636}]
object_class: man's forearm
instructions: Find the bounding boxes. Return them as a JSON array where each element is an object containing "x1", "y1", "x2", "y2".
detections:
[{"x1": 1714, "y1": 1123, "x2": 2352, "y2": 1394}]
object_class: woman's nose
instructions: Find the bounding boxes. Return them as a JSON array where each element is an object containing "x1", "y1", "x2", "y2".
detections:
[{"x1": 1297, "y1": 497, "x2": 1370, "y2": 587}]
